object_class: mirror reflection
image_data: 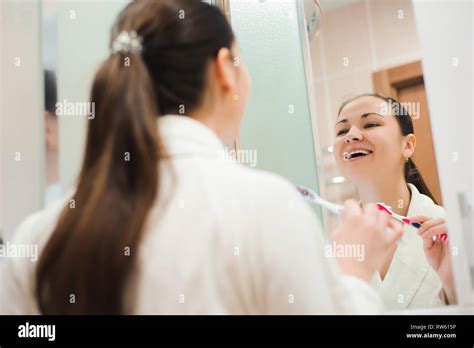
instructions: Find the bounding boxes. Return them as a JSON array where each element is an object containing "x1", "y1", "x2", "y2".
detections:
[
  {"x1": 42, "y1": 1, "x2": 61, "y2": 204},
  {"x1": 306, "y1": 0, "x2": 455, "y2": 309}
]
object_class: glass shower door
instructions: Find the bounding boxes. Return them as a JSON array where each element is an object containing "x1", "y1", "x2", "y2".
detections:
[{"x1": 229, "y1": 0, "x2": 325, "y2": 224}]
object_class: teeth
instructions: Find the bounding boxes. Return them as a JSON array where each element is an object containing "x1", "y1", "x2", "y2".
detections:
[{"x1": 343, "y1": 150, "x2": 372, "y2": 161}]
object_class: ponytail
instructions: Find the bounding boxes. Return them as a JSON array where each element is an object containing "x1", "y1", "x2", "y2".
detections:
[
  {"x1": 36, "y1": 51, "x2": 161, "y2": 314},
  {"x1": 405, "y1": 158, "x2": 438, "y2": 205}
]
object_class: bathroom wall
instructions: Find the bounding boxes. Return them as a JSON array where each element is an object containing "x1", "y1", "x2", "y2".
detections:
[
  {"x1": 0, "y1": 0, "x2": 44, "y2": 241},
  {"x1": 412, "y1": 0, "x2": 473, "y2": 304}
]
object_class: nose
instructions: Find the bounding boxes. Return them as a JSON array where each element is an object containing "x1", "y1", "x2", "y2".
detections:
[{"x1": 344, "y1": 126, "x2": 363, "y2": 144}]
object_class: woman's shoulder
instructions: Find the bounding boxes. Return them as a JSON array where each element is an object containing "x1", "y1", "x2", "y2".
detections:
[
  {"x1": 407, "y1": 183, "x2": 445, "y2": 219},
  {"x1": 227, "y1": 162, "x2": 302, "y2": 201},
  {"x1": 7, "y1": 192, "x2": 73, "y2": 247},
  {"x1": 216, "y1": 162, "x2": 320, "y2": 226},
  {"x1": 0, "y1": 193, "x2": 73, "y2": 314}
]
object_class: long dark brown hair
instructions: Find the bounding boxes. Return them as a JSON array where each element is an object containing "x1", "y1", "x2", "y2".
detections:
[
  {"x1": 337, "y1": 92, "x2": 438, "y2": 204},
  {"x1": 36, "y1": 0, "x2": 234, "y2": 314}
]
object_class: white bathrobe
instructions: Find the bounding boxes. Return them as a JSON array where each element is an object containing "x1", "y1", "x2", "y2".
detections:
[
  {"x1": 0, "y1": 115, "x2": 384, "y2": 314},
  {"x1": 371, "y1": 183, "x2": 447, "y2": 309}
]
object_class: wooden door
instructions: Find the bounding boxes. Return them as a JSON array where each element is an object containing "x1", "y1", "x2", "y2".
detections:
[{"x1": 373, "y1": 61, "x2": 442, "y2": 205}]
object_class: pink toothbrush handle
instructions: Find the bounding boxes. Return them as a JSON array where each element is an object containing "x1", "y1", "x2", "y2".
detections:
[{"x1": 375, "y1": 204, "x2": 448, "y2": 243}]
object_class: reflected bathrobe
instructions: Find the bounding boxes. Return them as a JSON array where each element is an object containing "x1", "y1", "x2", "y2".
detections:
[
  {"x1": 371, "y1": 184, "x2": 447, "y2": 309},
  {"x1": 1, "y1": 115, "x2": 384, "y2": 314}
]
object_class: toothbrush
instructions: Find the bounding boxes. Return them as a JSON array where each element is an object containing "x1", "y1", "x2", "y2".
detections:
[
  {"x1": 375, "y1": 203, "x2": 448, "y2": 243},
  {"x1": 296, "y1": 185, "x2": 407, "y2": 244},
  {"x1": 296, "y1": 185, "x2": 343, "y2": 215}
]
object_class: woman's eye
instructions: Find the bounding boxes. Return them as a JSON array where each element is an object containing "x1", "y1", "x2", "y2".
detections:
[
  {"x1": 336, "y1": 129, "x2": 348, "y2": 136},
  {"x1": 364, "y1": 123, "x2": 379, "y2": 129}
]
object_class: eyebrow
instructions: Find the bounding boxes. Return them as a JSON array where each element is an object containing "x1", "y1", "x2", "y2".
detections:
[{"x1": 335, "y1": 112, "x2": 385, "y2": 127}]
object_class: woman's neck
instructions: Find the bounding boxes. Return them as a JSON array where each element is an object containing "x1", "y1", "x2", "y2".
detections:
[
  {"x1": 357, "y1": 177, "x2": 412, "y2": 217},
  {"x1": 190, "y1": 104, "x2": 237, "y2": 147}
]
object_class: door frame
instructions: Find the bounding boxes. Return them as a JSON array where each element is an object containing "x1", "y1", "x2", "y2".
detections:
[{"x1": 373, "y1": 60, "x2": 424, "y2": 95}]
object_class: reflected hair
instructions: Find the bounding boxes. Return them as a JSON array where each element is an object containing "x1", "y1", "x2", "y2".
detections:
[
  {"x1": 44, "y1": 70, "x2": 57, "y2": 114},
  {"x1": 337, "y1": 92, "x2": 438, "y2": 205},
  {"x1": 36, "y1": 0, "x2": 234, "y2": 314}
]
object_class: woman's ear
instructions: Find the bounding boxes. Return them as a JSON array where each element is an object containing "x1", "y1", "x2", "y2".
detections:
[
  {"x1": 214, "y1": 47, "x2": 235, "y2": 92},
  {"x1": 402, "y1": 133, "x2": 416, "y2": 159}
]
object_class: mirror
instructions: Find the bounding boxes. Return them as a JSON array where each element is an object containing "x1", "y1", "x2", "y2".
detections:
[{"x1": 301, "y1": 0, "x2": 459, "y2": 310}]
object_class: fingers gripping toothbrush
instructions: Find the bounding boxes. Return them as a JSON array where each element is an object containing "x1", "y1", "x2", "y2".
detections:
[{"x1": 375, "y1": 203, "x2": 448, "y2": 242}]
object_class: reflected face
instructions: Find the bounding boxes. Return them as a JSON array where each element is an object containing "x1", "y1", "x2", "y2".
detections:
[{"x1": 333, "y1": 96, "x2": 410, "y2": 184}]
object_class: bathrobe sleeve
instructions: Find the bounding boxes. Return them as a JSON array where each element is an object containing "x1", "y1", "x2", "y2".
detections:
[
  {"x1": 0, "y1": 197, "x2": 67, "y2": 315},
  {"x1": 0, "y1": 212, "x2": 43, "y2": 315}
]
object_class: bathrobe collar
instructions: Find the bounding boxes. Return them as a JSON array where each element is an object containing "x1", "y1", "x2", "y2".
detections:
[
  {"x1": 158, "y1": 114, "x2": 226, "y2": 157},
  {"x1": 373, "y1": 183, "x2": 432, "y2": 308}
]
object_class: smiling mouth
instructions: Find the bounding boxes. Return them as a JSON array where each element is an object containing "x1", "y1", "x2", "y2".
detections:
[{"x1": 343, "y1": 149, "x2": 373, "y2": 161}]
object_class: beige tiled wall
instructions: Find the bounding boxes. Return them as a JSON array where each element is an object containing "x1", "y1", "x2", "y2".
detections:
[{"x1": 310, "y1": 0, "x2": 421, "y2": 217}]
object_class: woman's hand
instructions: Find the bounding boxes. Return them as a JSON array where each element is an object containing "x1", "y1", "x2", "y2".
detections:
[
  {"x1": 331, "y1": 200, "x2": 403, "y2": 282},
  {"x1": 410, "y1": 215, "x2": 456, "y2": 304}
]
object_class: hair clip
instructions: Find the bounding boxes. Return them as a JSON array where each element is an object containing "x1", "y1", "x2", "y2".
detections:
[{"x1": 112, "y1": 30, "x2": 143, "y2": 55}]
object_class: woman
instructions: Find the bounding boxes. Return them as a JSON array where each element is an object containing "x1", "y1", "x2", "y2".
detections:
[
  {"x1": 0, "y1": 0, "x2": 403, "y2": 315},
  {"x1": 333, "y1": 93, "x2": 455, "y2": 309}
]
